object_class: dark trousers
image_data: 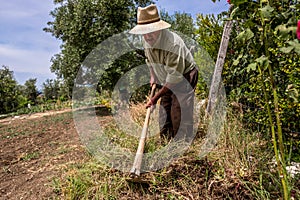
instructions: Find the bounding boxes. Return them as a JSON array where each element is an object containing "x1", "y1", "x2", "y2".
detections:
[{"x1": 159, "y1": 67, "x2": 198, "y2": 142}]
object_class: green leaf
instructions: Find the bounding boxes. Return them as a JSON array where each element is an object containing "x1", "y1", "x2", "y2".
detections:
[
  {"x1": 279, "y1": 39, "x2": 300, "y2": 54},
  {"x1": 287, "y1": 40, "x2": 300, "y2": 54},
  {"x1": 246, "y1": 63, "x2": 257, "y2": 72},
  {"x1": 275, "y1": 24, "x2": 286, "y2": 32},
  {"x1": 255, "y1": 56, "x2": 270, "y2": 71},
  {"x1": 231, "y1": 0, "x2": 248, "y2": 6},
  {"x1": 259, "y1": 5, "x2": 274, "y2": 20},
  {"x1": 236, "y1": 28, "x2": 254, "y2": 43},
  {"x1": 275, "y1": 24, "x2": 297, "y2": 39},
  {"x1": 232, "y1": 59, "x2": 239, "y2": 66},
  {"x1": 232, "y1": 54, "x2": 243, "y2": 66},
  {"x1": 280, "y1": 46, "x2": 294, "y2": 53}
]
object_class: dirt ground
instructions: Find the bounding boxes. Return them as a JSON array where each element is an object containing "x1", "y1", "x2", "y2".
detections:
[{"x1": 0, "y1": 108, "x2": 111, "y2": 200}]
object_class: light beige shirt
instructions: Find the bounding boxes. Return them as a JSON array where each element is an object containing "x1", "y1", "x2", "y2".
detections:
[{"x1": 144, "y1": 29, "x2": 196, "y2": 84}]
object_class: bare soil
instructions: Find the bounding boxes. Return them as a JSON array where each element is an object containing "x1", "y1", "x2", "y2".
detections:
[{"x1": 0, "y1": 107, "x2": 111, "y2": 200}]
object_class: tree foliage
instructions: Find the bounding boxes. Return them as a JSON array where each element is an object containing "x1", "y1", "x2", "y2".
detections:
[
  {"x1": 44, "y1": 0, "x2": 153, "y2": 95},
  {"x1": 0, "y1": 66, "x2": 22, "y2": 113},
  {"x1": 195, "y1": 13, "x2": 224, "y2": 61},
  {"x1": 43, "y1": 79, "x2": 63, "y2": 100},
  {"x1": 160, "y1": 10, "x2": 196, "y2": 39},
  {"x1": 224, "y1": 0, "x2": 300, "y2": 133},
  {"x1": 23, "y1": 78, "x2": 38, "y2": 104}
]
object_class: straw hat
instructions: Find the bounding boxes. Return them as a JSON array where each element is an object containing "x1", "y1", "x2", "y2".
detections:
[{"x1": 129, "y1": 4, "x2": 171, "y2": 35}]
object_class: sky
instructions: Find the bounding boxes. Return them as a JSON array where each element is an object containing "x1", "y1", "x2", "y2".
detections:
[{"x1": 0, "y1": 0, "x2": 229, "y2": 89}]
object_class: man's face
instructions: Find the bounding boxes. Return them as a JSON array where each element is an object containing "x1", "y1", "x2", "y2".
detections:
[{"x1": 143, "y1": 30, "x2": 161, "y2": 46}]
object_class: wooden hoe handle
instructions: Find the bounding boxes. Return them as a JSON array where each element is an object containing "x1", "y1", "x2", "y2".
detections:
[{"x1": 130, "y1": 84, "x2": 156, "y2": 177}]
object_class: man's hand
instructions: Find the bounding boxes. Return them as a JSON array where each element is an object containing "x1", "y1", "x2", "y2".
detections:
[
  {"x1": 145, "y1": 83, "x2": 174, "y2": 109},
  {"x1": 146, "y1": 97, "x2": 157, "y2": 109}
]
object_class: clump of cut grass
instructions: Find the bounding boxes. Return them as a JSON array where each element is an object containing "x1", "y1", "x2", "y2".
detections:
[{"x1": 113, "y1": 102, "x2": 160, "y2": 138}]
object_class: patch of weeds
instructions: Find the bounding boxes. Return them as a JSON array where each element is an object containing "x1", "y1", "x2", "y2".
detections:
[
  {"x1": 0, "y1": 126, "x2": 17, "y2": 138},
  {"x1": 144, "y1": 135, "x2": 161, "y2": 154},
  {"x1": 1, "y1": 122, "x2": 43, "y2": 139},
  {"x1": 103, "y1": 123, "x2": 137, "y2": 151},
  {"x1": 0, "y1": 125, "x2": 27, "y2": 139},
  {"x1": 14, "y1": 130, "x2": 27, "y2": 137},
  {"x1": 21, "y1": 151, "x2": 40, "y2": 161},
  {"x1": 58, "y1": 146, "x2": 71, "y2": 155},
  {"x1": 58, "y1": 161, "x2": 124, "y2": 199},
  {"x1": 52, "y1": 178, "x2": 62, "y2": 195},
  {"x1": 42, "y1": 112, "x2": 72, "y2": 124},
  {"x1": 65, "y1": 172, "x2": 92, "y2": 199}
]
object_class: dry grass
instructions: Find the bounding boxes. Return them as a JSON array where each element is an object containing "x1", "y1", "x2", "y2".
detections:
[{"x1": 51, "y1": 104, "x2": 298, "y2": 199}]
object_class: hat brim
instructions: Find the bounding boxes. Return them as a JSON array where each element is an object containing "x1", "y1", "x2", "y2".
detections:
[{"x1": 129, "y1": 20, "x2": 171, "y2": 35}]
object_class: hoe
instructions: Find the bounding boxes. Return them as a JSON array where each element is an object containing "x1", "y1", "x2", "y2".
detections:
[{"x1": 129, "y1": 84, "x2": 156, "y2": 179}]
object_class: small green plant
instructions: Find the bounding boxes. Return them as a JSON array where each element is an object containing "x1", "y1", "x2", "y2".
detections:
[
  {"x1": 21, "y1": 151, "x2": 40, "y2": 161},
  {"x1": 52, "y1": 178, "x2": 62, "y2": 195}
]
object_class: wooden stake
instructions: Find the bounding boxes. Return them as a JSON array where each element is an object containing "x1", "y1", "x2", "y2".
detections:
[{"x1": 206, "y1": 5, "x2": 233, "y2": 116}]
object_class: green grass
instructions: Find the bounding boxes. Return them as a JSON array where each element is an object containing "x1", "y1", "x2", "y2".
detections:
[{"x1": 21, "y1": 151, "x2": 40, "y2": 161}]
